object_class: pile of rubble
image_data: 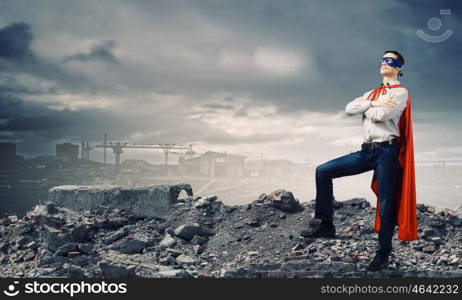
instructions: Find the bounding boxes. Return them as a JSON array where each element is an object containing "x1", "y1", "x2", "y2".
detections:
[{"x1": 0, "y1": 188, "x2": 461, "y2": 278}]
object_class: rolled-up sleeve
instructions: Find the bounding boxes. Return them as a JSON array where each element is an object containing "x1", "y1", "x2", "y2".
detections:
[
  {"x1": 364, "y1": 89, "x2": 408, "y2": 122},
  {"x1": 345, "y1": 99, "x2": 372, "y2": 116}
]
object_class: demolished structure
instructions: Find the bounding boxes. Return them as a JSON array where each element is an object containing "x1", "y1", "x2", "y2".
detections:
[{"x1": 0, "y1": 184, "x2": 461, "y2": 278}]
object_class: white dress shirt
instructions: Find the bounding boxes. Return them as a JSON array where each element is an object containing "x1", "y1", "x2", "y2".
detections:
[{"x1": 345, "y1": 80, "x2": 408, "y2": 143}]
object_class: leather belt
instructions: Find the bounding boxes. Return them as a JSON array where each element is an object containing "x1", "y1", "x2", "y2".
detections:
[{"x1": 361, "y1": 138, "x2": 398, "y2": 151}]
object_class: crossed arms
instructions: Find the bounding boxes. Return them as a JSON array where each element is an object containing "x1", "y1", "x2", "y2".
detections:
[{"x1": 345, "y1": 89, "x2": 408, "y2": 122}]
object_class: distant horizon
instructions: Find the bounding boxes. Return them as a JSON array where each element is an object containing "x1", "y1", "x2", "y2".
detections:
[{"x1": 9, "y1": 143, "x2": 462, "y2": 167}]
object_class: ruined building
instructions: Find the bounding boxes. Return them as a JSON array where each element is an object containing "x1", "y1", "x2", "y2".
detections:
[{"x1": 179, "y1": 151, "x2": 245, "y2": 177}]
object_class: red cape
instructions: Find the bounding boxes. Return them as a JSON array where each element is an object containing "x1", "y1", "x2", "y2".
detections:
[{"x1": 368, "y1": 84, "x2": 418, "y2": 241}]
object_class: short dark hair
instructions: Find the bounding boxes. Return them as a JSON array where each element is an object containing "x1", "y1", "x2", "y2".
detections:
[{"x1": 384, "y1": 50, "x2": 405, "y2": 77}]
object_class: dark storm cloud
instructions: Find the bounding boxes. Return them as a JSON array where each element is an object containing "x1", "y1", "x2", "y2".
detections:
[
  {"x1": 0, "y1": 87, "x2": 134, "y2": 156},
  {"x1": 0, "y1": 22, "x2": 127, "y2": 155},
  {"x1": 0, "y1": 0, "x2": 460, "y2": 160},
  {"x1": 0, "y1": 22, "x2": 36, "y2": 64},
  {"x1": 63, "y1": 40, "x2": 119, "y2": 64},
  {"x1": 0, "y1": 21, "x2": 114, "y2": 94},
  {"x1": 0, "y1": 12, "x2": 172, "y2": 157},
  {"x1": 189, "y1": 0, "x2": 462, "y2": 113},
  {"x1": 70, "y1": 0, "x2": 460, "y2": 115},
  {"x1": 0, "y1": 95, "x2": 71, "y2": 132}
]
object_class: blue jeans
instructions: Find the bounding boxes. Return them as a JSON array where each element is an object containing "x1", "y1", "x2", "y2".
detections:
[{"x1": 314, "y1": 142, "x2": 402, "y2": 256}]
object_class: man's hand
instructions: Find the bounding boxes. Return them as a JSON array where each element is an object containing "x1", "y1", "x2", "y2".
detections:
[{"x1": 373, "y1": 95, "x2": 397, "y2": 108}]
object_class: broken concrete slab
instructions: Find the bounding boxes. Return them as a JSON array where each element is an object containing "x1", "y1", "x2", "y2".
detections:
[
  {"x1": 48, "y1": 183, "x2": 193, "y2": 217},
  {"x1": 3, "y1": 187, "x2": 462, "y2": 278}
]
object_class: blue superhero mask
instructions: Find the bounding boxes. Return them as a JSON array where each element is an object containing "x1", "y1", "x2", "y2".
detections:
[{"x1": 381, "y1": 57, "x2": 403, "y2": 68}]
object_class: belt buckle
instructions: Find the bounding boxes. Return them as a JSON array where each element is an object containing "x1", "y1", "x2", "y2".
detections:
[
  {"x1": 366, "y1": 141, "x2": 380, "y2": 150},
  {"x1": 363, "y1": 139, "x2": 394, "y2": 151},
  {"x1": 362, "y1": 142, "x2": 373, "y2": 151}
]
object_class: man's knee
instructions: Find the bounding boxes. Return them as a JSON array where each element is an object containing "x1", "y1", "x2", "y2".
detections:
[{"x1": 316, "y1": 163, "x2": 331, "y2": 177}]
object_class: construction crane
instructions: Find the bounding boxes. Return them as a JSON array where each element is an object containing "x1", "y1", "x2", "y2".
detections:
[
  {"x1": 171, "y1": 147, "x2": 197, "y2": 161},
  {"x1": 94, "y1": 142, "x2": 193, "y2": 174}
]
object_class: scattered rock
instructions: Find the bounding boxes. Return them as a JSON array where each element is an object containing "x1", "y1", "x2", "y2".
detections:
[
  {"x1": 191, "y1": 235, "x2": 207, "y2": 245},
  {"x1": 174, "y1": 224, "x2": 214, "y2": 241},
  {"x1": 176, "y1": 254, "x2": 195, "y2": 266},
  {"x1": 71, "y1": 224, "x2": 89, "y2": 242},
  {"x1": 157, "y1": 269, "x2": 190, "y2": 278},
  {"x1": 23, "y1": 250, "x2": 36, "y2": 262},
  {"x1": 67, "y1": 251, "x2": 81, "y2": 258},
  {"x1": 193, "y1": 245, "x2": 204, "y2": 255},
  {"x1": 159, "y1": 234, "x2": 176, "y2": 249},
  {"x1": 8, "y1": 215, "x2": 19, "y2": 223},
  {"x1": 416, "y1": 203, "x2": 427, "y2": 213},
  {"x1": 54, "y1": 243, "x2": 78, "y2": 256},
  {"x1": 99, "y1": 262, "x2": 136, "y2": 278},
  {"x1": 62, "y1": 263, "x2": 85, "y2": 277},
  {"x1": 104, "y1": 227, "x2": 129, "y2": 244},
  {"x1": 117, "y1": 239, "x2": 145, "y2": 254},
  {"x1": 343, "y1": 198, "x2": 370, "y2": 208},
  {"x1": 423, "y1": 245, "x2": 437, "y2": 254},
  {"x1": 78, "y1": 244, "x2": 94, "y2": 256},
  {"x1": 0, "y1": 189, "x2": 461, "y2": 279},
  {"x1": 256, "y1": 190, "x2": 303, "y2": 212},
  {"x1": 194, "y1": 195, "x2": 218, "y2": 208},
  {"x1": 430, "y1": 237, "x2": 443, "y2": 246}
]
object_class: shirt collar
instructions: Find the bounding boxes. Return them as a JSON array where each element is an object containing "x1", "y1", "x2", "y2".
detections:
[{"x1": 381, "y1": 80, "x2": 400, "y2": 86}]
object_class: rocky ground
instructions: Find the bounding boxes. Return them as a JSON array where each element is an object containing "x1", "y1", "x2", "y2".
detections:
[{"x1": 0, "y1": 189, "x2": 461, "y2": 278}]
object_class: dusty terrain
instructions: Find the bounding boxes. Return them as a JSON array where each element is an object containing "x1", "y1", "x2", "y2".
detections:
[{"x1": 0, "y1": 189, "x2": 461, "y2": 278}]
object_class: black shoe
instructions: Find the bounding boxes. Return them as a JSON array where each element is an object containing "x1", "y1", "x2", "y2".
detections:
[
  {"x1": 300, "y1": 223, "x2": 336, "y2": 238},
  {"x1": 367, "y1": 253, "x2": 389, "y2": 271}
]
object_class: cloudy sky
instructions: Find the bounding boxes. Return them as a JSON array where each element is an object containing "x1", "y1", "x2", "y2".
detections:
[{"x1": 0, "y1": 0, "x2": 461, "y2": 164}]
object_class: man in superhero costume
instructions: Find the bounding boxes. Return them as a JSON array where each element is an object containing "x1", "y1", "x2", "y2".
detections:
[{"x1": 300, "y1": 50, "x2": 418, "y2": 271}]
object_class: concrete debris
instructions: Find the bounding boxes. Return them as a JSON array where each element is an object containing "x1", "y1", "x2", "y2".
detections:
[
  {"x1": 99, "y1": 262, "x2": 136, "y2": 278},
  {"x1": 159, "y1": 234, "x2": 176, "y2": 249},
  {"x1": 0, "y1": 187, "x2": 461, "y2": 278},
  {"x1": 174, "y1": 224, "x2": 214, "y2": 241},
  {"x1": 256, "y1": 189, "x2": 303, "y2": 212},
  {"x1": 48, "y1": 183, "x2": 193, "y2": 218},
  {"x1": 193, "y1": 195, "x2": 218, "y2": 208},
  {"x1": 176, "y1": 254, "x2": 195, "y2": 265}
]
